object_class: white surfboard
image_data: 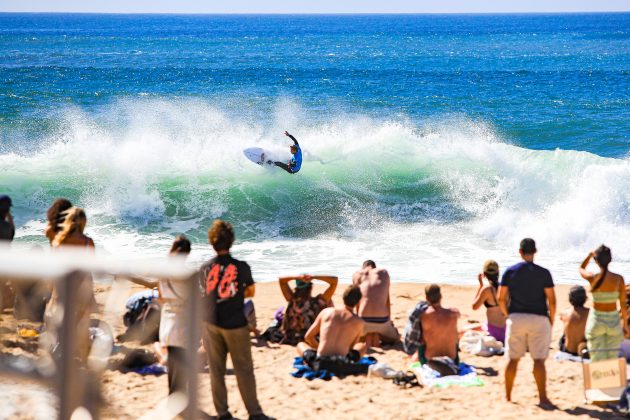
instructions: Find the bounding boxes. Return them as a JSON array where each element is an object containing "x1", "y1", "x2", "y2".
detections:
[{"x1": 243, "y1": 147, "x2": 276, "y2": 167}]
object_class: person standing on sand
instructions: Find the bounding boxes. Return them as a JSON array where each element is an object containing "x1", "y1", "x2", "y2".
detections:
[
  {"x1": 498, "y1": 238, "x2": 556, "y2": 407},
  {"x1": 0, "y1": 195, "x2": 15, "y2": 241},
  {"x1": 579, "y1": 245, "x2": 627, "y2": 361},
  {"x1": 44, "y1": 198, "x2": 73, "y2": 244},
  {"x1": 297, "y1": 285, "x2": 366, "y2": 358},
  {"x1": 0, "y1": 195, "x2": 15, "y2": 311},
  {"x1": 158, "y1": 235, "x2": 192, "y2": 397},
  {"x1": 199, "y1": 220, "x2": 273, "y2": 420},
  {"x1": 47, "y1": 207, "x2": 97, "y2": 363},
  {"x1": 352, "y1": 260, "x2": 400, "y2": 348},
  {"x1": 472, "y1": 260, "x2": 506, "y2": 343}
]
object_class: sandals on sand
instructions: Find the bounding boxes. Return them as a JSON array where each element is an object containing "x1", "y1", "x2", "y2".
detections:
[{"x1": 393, "y1": 371, "x2": 421, "y2": 388}]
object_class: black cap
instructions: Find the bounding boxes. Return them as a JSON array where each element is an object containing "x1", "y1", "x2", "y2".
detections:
[
  {"x1": 519, "y1": 238, "x2": 537, "y2": 254},
  {"x1": 0, "y1": 195, "x2": 11, "y2": 208}
]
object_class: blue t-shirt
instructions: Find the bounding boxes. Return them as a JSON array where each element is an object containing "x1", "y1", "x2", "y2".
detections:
[
  {"x1": 290, "y1": 146, "x2": 302, "y2": 173},
  {"x1": 499, "y1": 261, "x2": 554, "y2": 316}
]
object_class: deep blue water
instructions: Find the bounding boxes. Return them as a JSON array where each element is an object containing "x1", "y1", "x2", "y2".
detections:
[{"x1": 1, "y1": 13, "x2": 628, "y2": 156}]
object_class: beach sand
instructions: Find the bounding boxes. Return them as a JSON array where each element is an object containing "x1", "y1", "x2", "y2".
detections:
[{"x1": 1, "y1": 282, "x2": 623, "y2": 419}]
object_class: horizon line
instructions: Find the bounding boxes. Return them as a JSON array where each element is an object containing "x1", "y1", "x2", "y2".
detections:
[{"x1": 1, "y1": 11, "x2": 629, "y2": 15}]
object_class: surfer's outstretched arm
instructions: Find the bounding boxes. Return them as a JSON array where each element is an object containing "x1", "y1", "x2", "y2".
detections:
[
  {"x1": 284, "y1": 130, "x2": 298, "y2": 145},
  {"x1": 274, "y1": 161, "x2": 294, "y2": 174}
]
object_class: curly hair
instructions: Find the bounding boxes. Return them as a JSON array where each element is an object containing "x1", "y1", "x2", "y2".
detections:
[
  {"x1": 52, "y1": 207, "x2": 86, "y2": 247},
  {"x1": 208, "y1": 219, "x2": 234, "y2": 252}
]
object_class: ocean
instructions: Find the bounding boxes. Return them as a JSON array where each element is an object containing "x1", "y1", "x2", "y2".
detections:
[{"x1": 0, "y1": 13, "x2": 628, "y2": 283}]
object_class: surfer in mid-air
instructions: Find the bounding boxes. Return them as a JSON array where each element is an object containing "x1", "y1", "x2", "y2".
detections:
[{"x1": 269, "y1": 131, "x2": 302, "y2": 174}]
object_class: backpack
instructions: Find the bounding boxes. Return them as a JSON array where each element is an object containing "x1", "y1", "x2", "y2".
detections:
[{"x1": 120, "y1": 290, "x2": 161, "y2": 344}]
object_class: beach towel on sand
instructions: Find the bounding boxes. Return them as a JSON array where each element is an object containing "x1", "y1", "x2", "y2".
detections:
[
  {"x1": 291, "y1": 356, "x2": 377, "y2": 380},
  {"x1": 410, "y1": 361, "x2": 484, "y2": 388},
  {"x1": 553, "y1": 351, "x2": 583, "y2": 363}
]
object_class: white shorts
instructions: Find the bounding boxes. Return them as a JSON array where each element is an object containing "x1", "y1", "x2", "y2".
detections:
[{"x1": 505, "y1": 313, "x2": 552, "y2": 360}]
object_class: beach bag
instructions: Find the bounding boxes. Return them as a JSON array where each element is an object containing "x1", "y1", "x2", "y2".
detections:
[
  {"x1": 261, "y1": 306, "x2": 286, "y2": 343},
  {"x1": 120, "y1": 291, "x2": 161, "y2": 344},
  {"x1": 304, "y1": 349, "x2": 373, "y2": 376},
  {"x1": 426, "y1": 357, "x2": 459, "y2": 376},
  {"x1": 617, "y1": 386, "x2": 630, "y2": 414}
]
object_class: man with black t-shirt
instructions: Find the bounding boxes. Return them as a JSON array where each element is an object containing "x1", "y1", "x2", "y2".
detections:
[
  {"x1": 199, "y1": 220, "x2": 274, "y2": 420},
  {"x1": 498, "y1": 238, "x2": 556, "y2": 407}
]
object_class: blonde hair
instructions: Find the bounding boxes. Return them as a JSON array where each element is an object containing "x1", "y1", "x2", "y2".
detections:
[{"x1": 52, "y1": 207, "x2": 87, "y2": 247}]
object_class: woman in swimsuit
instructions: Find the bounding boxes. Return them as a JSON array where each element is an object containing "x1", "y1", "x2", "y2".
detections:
[
  {"x1": 579, "y1": 245, "x2": 628, "y2": 361},
  {"x1": 472, "y1": 260, "x2": 506, "y2": 343},
  {"x1": 278, "y1": 274, "x2": 337, "y2": 345},
  {"x1": 46, "y1": 207, "x2": 96, "y2": 363}
]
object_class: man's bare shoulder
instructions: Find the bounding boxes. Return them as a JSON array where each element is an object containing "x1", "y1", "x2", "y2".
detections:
[
  {"x1": 319, "y1": 307, "x2": 335, "y2": 318},
  {"x1": 352, "y1": 313, "x2": 364, "y2": 323}
]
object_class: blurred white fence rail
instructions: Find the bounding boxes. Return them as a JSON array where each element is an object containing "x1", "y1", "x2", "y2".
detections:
[{"x1": 0, "y1": 244, "x2": 201, "y2": 420}]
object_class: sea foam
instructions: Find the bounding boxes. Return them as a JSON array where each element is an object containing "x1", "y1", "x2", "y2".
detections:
[{"x1": 2, "y1": 98, "x2": 629, "y2": 281}]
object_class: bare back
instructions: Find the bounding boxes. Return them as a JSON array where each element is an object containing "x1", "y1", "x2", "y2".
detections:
[
  {"x1": 421, "y1": 305, "x2": 460, "y2": 360},
  {"x1": 562, "y1": 307, "x2": 589, "y2": 354},
  {"x1": 587, "y1": 270, "x2": 625, "y2": 312},
  {"x1": 352, "y1": 267, "x2": 390, "y2": 318},
  {"x1": 316, "y1": 307, "x2": 364, "y2": 357}
]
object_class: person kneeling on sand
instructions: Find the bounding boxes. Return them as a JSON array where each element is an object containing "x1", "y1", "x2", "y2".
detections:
[
  {"x1": 352, "y1": 260, "x2": 400, "y2": 348},
  {"x1": 559, "y1": 286, "x2": 589, "y2": 357},
  {"x1": 418, "y1": 284, "x2": 460, "y2": 368},
  {"x1": 297, "y1": 285, "x2": 366, "y2": 361}
]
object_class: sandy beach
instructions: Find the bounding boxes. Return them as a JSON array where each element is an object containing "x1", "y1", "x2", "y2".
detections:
[
  {"x1": 3, "y1": 281, "x2": 620, "y2": 419},
  {"x1": 102, "y1": 281, "x2": 626, "y2": 419}
]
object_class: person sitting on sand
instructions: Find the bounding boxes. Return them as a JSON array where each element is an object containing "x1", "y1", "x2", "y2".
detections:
[
  {"x1": 352, "y1": 260, "x2": 399, "y2": 348},
  {"x1": 498, "y1": 238, "x2": 555, "y2": 407},
  {"x1": 419, "y1": 284, "x2": 460, "y2": 364},
  {"x1": 559, "y1": 286, "x2": 589, "y2": 356},
  {"x1": 278, "y1": 274, "x2": 337, "y2": 345},
  {"x1": 579, "y1": 245, "x2": 627, "y2": 361},
  {"x1": 472, "y1": 260, "x2": 506, "y2": 343},
  {"x1": 297, "y1": 285, "x2": 366, "y2": 359}
]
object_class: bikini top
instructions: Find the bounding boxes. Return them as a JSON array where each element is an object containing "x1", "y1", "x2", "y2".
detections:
[
  {"x1": 591, "y1": 290, "x2": 619, "y2": 304},
  {"x1": 484, "y1": 287, "x2": 499, "y2": 308}
]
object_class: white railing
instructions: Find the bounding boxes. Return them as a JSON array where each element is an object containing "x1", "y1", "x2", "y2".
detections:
[{"x1": 0, "y1": 244, "x2": 201, "y2": 420}]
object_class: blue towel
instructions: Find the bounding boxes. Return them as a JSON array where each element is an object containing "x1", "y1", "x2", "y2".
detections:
[
  {"x1": 130, "y1": 363, "x2": 168, "y2": 375},
  {"x1": 291, "y1": 356, "x2": 377, "y2": 381}
]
